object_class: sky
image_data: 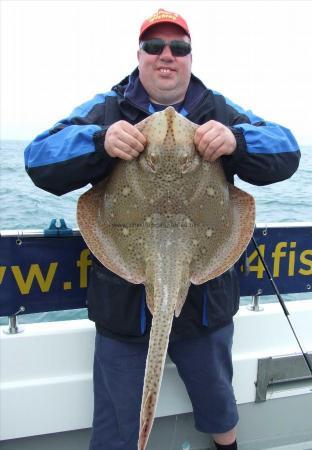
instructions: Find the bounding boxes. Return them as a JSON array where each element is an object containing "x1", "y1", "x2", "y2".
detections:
[{"x1": 1, "y1": 0, "x2": 312, "y2": 145}]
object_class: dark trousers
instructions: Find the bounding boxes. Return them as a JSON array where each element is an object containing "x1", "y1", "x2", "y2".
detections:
[{"x1": 89, "y1": 322, "x2": 238, "y2": 450}]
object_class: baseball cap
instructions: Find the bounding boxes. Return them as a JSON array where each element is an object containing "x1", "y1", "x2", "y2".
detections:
[{"x1": 139, "y1": 8, "x2": 191, "y2": 40}]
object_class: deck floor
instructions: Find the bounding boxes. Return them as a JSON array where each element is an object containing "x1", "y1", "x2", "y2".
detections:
[{"x1": 265, "y1": 442, "x2": 312, "y2": 450}]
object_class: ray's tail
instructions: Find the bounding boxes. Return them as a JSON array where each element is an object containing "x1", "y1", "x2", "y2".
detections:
[
  {"x1": 138, "y1": 255, "x2": 190, "y2": 450},
  {"x1": 138, "y1": 305, "x2": 174, "y2": 450}
]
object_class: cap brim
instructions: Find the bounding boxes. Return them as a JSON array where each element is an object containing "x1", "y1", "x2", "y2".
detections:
[{"x1": 139, "y1": 21, "x2": 190, "y2": 40}]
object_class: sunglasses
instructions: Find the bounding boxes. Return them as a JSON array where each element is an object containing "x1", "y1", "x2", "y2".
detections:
[{"x1": 140, "y1": 38, "x2": 192, "y2": 57}]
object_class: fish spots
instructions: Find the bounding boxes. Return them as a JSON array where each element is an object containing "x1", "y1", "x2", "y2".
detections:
[
  {"x1": 122, "y1": 186, "x2": 131, "y2": 196},
  {"x1": 207, "y1": 187, "x2": 216, "y2": 197},
  {"x1": 206, "y1": 228, "x2": 213, "y2": 238},
  {"x1": 122, "y1": 227, "x2": 129, "y2": 236}
]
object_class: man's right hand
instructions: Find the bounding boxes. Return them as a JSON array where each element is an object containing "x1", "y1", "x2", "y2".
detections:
[{"x1": 104, "y1": 121, "x2": 146, "y2": 160}]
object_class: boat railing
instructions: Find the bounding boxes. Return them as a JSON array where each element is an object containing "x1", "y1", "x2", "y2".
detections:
[{"x1": 1, "y1": 220, "x2": 311, "y2": 334}]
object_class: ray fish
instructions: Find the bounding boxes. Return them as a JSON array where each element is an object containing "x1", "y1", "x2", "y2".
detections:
[{"x1": 77, "y1": 107, "x2": 255, "y2": 450}]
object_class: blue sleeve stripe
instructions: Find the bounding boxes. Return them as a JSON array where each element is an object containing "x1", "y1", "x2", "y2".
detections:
[
  {"x1": 25, "y1": 124, "x2": 102, "y2": 168},
  {"x1": 211, "y1": 90, "x2": 299, "y2": 154},
  {"x1": 24, "y1": 91, "x2": 118, "y2": 169},
  {"x1": 224, "y1": 95, "x2": 265, "y2": 124},
  {"x1": 233, "y1": 122, "x2": 299, "y2": 154},
  {"x1": 212, "y1": 90, "x2": 266, "y2": 125},
  {"x1": 68, "y1": 91, "x2": 117, "y2": 120}
]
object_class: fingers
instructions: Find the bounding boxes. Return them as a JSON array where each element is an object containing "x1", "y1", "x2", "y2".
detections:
[
  {"x1": 194, "y1": 120, "x2": 236, "y2": 162},
  {"x1": 105, "y1": 119, "x2": 236, "y2": 162},
  {"x1": 104, "y1": 121, "x2": 147, "y2": 160}
]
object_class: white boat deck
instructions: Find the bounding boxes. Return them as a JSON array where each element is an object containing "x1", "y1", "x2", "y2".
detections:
[
  {"x1": 266, "y1": 443, "x2": 312, "y2": 450},
  {"x1": 1, "y1": 300, "x2": 312, "y2": 449}
]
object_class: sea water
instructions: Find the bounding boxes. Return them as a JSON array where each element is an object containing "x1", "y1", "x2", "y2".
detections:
[{"x1": 0, "y1": 140, "x2": 311, "y2": 324}]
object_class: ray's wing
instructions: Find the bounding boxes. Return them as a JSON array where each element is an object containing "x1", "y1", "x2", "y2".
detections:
[
  {"x1": 77, "y1": 112, "x2": 170, "y2": 284},
  {"x1": 77, "y1": 173, "x2": 146, "y2": 283},
  {"x1": 188, "y1": 160, "x2": 255, "y2": 284}
]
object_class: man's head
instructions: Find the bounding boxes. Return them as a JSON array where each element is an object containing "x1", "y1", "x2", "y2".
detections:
[{"x1": 137, "y1": 9, "x2": 192, "y2": 106}]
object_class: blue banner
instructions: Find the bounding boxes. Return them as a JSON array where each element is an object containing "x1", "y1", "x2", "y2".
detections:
[
  {"x1": 239, "y1": 225, "x2": 312, "y2": 296},
  {"x1": 0, "y1": 234, "x2": 89, "y2": 316},
  {"x1": 0, "y1": 225, "x2": 311, "y2": 317}
]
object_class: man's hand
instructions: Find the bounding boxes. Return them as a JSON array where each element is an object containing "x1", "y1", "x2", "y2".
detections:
[
  {"x1": 104, "y1": 121, "x2": 146, "y2": 160},
  {"x1": 194, "y1": 120, "x2": 236, "y2": 162}
]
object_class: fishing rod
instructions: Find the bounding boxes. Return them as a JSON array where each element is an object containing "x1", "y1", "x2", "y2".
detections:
[{"x1": 251, "y1": 234, "x2": 312, "y2": 377}]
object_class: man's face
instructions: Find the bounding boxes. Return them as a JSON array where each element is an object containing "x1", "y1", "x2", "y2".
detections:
[{"x1": 137, "y1": 23, "x2": 192, "y2": 105}]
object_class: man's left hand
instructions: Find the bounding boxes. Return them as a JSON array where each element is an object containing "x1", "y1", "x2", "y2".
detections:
[{"x1": 194, "y1": 120, "x2": 236, "y2": 161}]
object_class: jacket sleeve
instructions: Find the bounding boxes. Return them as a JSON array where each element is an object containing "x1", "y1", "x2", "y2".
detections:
[
  {"x1": 220, "y1": 96, "x2": 301, "y2": 185},
  {"x1": 24, "y1": 92, "x2": 119, "y2": 196}
]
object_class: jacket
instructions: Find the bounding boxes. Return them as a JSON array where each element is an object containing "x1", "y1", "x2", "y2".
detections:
[{"x1": 24, "y1": 69, "x2": 300, "y2": 342}]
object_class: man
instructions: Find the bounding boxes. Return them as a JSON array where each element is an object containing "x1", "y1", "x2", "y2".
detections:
[{"x1": 24, "y1": 9, "x2": 300, "y2": 450}]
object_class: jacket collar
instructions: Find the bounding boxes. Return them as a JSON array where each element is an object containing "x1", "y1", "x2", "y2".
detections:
[{"x1": 112, "y1": 68, "x2": 214, "y2": 120}]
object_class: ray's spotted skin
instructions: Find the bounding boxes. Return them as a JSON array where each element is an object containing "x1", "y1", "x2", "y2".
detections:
[{"x1": 77, "y1": 107, "x2": 255, "y2": 450}]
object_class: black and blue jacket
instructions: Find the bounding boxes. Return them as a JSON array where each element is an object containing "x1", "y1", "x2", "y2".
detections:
[{"x1": 25, "y1": 69, "x2": 300, "y2": 342}]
